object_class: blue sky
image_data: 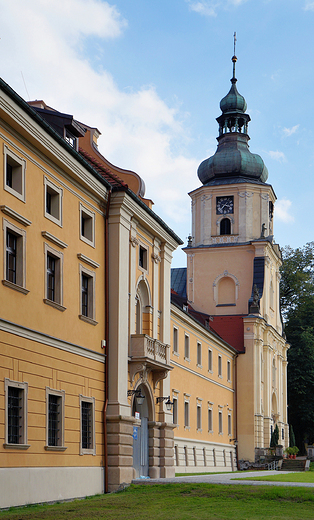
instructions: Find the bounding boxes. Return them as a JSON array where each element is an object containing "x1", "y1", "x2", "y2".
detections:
[{"x1": 1, "y1": 0, "x2": 313, "y2": 266}]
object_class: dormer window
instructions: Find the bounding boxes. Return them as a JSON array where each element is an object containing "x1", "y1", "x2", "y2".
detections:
[{"x1": 64, "y1": 129, "x2": 78, "y2": 151}]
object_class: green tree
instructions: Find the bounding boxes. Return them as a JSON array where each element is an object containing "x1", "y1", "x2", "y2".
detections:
[
  {"x1": 270, "y1": 424, "x2": 279, "y2": 448},
  {"x1": 280, "y1": 243, "x2": 314, "y2": 452},
  {"x1": 280, "y1": 242, "x2": 314, "y2": 321}
]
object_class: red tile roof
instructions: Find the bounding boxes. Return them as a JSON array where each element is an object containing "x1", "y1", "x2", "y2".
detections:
[
  {"x1": 210, "y1": 315, "x2": 245, "y2": 353},
  {"x1": 79, "y1": 147, "x2": 128, "y2": 190}
]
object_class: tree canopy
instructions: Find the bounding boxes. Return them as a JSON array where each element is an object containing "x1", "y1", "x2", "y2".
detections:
[{"x1": 280, "y1": 242, "x2": 314, "y2": 450}]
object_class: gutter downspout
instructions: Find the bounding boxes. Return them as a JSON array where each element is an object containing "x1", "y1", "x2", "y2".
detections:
[
  {"x1": 235, "y1": 352, "x2": 239, "y2": 470},
  {"x1": 104, "y1": 188, "x2": 112, "y2": 493}
]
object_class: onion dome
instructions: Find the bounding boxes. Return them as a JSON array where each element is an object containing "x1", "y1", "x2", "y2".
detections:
[{"x1": 197, "y1": 55, "x2": 268, "y2": 185}]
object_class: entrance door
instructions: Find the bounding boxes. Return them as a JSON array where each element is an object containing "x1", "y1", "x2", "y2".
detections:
[
  {"x1": 133, "y1": 418, "x2": 149, "y2": 478},
  {"x1": 132, "y1": 385, "x2": 150, "y2": 478}
]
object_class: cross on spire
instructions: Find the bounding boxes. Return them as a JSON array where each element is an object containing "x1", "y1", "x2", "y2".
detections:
[{"x1": 232, "y1": 32, "x2": 237, "y2": 80}]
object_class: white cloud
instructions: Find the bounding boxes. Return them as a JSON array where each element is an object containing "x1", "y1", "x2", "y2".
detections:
[
  {"x1": 0, "y1": 0, "x2": 200, "y2": 229},
  {"x1": 268, "y1": 150, "x2": 286, "y2": 163},
  {"x1": 187, "y1": 1, "x2": 218, "y2": 16},
  {"x1": 283, "y1": 125, "x2": 299, "y2": 137},
  {"x1": 304, "y1": 1, "x2": 314, "y2": 11},
  {"x1": 274, "y1": 199, "x2": 294, "y2": 223},
  {"x1": 186, "y1": 0, "x2": 247, "y2": 17}
]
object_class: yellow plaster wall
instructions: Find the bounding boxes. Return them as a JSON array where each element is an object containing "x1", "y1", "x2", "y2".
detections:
[
  {"x1": 170, "y1": 308, "x2": 235, "y2": 446},
  {"x1": 0, "y1": 128, "x2": 106, "y2": 353},
  {"x1": 0, "y1": 330, "x2": 104, "y2": 468}
]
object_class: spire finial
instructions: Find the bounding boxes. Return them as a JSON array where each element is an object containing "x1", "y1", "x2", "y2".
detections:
[{"x1": 231, "y1": 32, "x2": 237, "y2": 81}]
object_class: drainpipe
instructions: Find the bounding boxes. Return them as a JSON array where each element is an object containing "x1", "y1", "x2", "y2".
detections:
[
  {"x1": 235, "y1": 352, "x2": 239, "y2": 470},
  {"x1": 103, "y1": 188, "x2": 112, "y2": 493}
]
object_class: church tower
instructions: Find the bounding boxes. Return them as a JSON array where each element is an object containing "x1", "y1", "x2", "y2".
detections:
[{"x1": 185, "y1": 50, "x2": 289, "y2": 461}]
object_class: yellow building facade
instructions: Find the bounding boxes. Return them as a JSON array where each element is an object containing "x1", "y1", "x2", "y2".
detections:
[
  {"x1": 170, "y1": 303, "x2": 237, "y2": 472},
  {"x1": 0, "y1": 79, "x2": 109, "y2": 507}
]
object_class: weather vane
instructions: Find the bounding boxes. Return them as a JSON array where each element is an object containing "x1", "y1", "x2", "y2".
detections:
[{"x1": 233, "y1": 31, "x2": 237, "y2": 57}]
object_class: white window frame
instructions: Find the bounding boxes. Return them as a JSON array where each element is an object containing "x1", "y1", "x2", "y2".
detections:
[
  {"x1": 218, "y1": 354, "x2": 222, "y2": 378},
  {"x1": 197, "y1": 342, "x2": 202, "y2": 367},
  {"x1": 79, "y1": 264, "x2": 97, "y2": 325},
  {"x1": 184, "y1": 398, "x2": 190, "y2": 430},
  {"x1": 44, "y1": 243, "x2": 66, "y2": 311},
  {"x1": 2, "y1": 218, "x2": 28, "y2": 294},
  {"x1": 173, "y1": 326, "x2": 179, "y2": 355},
  {"x1": 197, "y1": 403, "x2": 202, "y2": 431},
  {"x1": 208, "y1": 407, "x2": 213, "y2": 432},
  {"x1": 218, "y1": 409, "x2": 223, "y2": 435},
  {"x1": 4, "y1": 378, "x2": 29, "y2": 449},
  {"x1": 44, "y1": 177, "x2": 63, "y2": 227},
  {"x1": 80, "y1": 395, "x2": 96, "y2": 455},
  {"x1": 139, "y1": 244, "x2": 148, "y2": 272},
  {"x1": 227, "y1": 360, "x2": 231, "y2": 382},
  {"x1": 80, "y1": 203, "x2": 95, "y2": 248},
  {"x1": 172, "y1": 397, "x2": 178, "y2": 425},
  {"x1": 208, "y1": 348, "x2": 213, "y2": 372},
  {"x1": 45, "y1": 387, "x2": 66, "y2": 451},
  {"x1": 228, "y1": 413, "x2": 232, "y2": 436},
  {"x1": 3, "y1": 144, "x2": 26, "y2": 202},
  {"x1": 184, "y1": 334, "x2": 190, "y2": 361}
]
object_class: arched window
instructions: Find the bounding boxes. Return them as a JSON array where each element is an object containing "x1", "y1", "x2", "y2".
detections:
[
  {"x1": 218, "y1": 277, "x2": 236, "y2": 305},
  {"x1": 136, "y1": 279, "x2": 151, "y2": 336},
  {"x1": 220, "y1": 218, "x2": 231, "y2": 235}
]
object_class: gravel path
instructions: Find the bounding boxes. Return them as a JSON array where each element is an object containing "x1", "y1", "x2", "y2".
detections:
[{"x1": 132, "y1": 470, "x2": 314, "y2": 488}]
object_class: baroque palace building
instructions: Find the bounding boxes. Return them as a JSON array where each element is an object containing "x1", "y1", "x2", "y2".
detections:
[{"x1": 0, "y1": 53, "x2": 288, "y2": 508}]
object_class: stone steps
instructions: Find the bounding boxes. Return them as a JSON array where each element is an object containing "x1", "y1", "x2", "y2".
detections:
[{"x1": 280, "y1": 459, "x2": 306, "y2": 472}]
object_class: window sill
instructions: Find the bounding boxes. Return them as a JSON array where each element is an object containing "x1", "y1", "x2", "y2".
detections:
[
  {"x1": 44, "y1": 212, "x2": 62, "y2": 228},
  {"x1": 43, "y1": 299, "x2": 66, "y2": 312},
  {"x1": 197, "y1": 364, "x2": 203, "y2": 369},
  {"x1": 216, "y1": 304, "x2": 236, "y2": 307},
  {"x1": 197, "y1": 428, "x2": 203, "y2": 433},
  {"x1": 80, "y1": 448, "x2": 96, "y2": 456},
  {"x1": 80, "y1": 235, "x2": 95, "y2": 248},
  {"x1": 184, "y1": 426, "x2": 190, "y2": 431},
  {"x1": 172, "y1": 351, "x2": 179, "y2": 357},
  {"x1": 79, "y1": 315, "x2": 98, "y2": 326},
  {"x1": 45, "y1": 445, "x2": 67, "y2": 451},
  {"x1": 3, "y1": 443, "x2": 30, "y2": 450},
  {"x1": 2, "y1": 280, "x2": 29, "y2": 294},
  {"x1": 184, "y1": 357, "x2": 190, "y2": 363}
]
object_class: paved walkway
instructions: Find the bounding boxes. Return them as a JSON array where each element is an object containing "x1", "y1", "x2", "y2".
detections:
[{"x1": 133, "y1": 470, "x2": 314, "y2": 488}]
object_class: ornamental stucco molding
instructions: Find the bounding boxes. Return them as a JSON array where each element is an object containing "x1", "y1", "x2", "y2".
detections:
[
  {"x1": 151, "y1": 253, "x2": 161, "y2": 264},
  {"x1": 238, "y1": 191, "x2": 254, "y2": 199},
  {"x1": 130, "y1": 236, "x2": 139, "y2": 248}
]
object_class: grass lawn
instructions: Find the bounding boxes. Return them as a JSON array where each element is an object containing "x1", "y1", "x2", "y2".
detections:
[
  {"x1": 234, "y1": 472, "x2": 314, "y2": 483},
  {"x1": 1, "y1": 484, "x2": 314, "y2": 520}
]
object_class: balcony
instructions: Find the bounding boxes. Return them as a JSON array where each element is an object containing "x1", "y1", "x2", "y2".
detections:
[{"x1": 129, "y1": 334, "x2": 172, "y2": 388}]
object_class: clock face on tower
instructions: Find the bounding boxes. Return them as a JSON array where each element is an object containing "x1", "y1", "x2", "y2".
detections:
[{"x1": 216, "y1": 196, "x2": 234, "y2": 215}]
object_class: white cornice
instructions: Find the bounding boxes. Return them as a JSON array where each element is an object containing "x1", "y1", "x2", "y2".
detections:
[
  {"x1": 41, "y1": 231, "x2": 68, "y2": 249},
  {"x1": 0, "y1": 92, "x2": 109, "y2": 203},
  {"x1": 77, "y1": 254, "x2": 100, "y2": 269},
  {"x1": 110, "y1": 191, "x2": 180, "y2": 251},
  {"x1": 0, "y1": 206, "x2": 31, "y2": 227},
  {"x1": 0, "y1": 318, "x2": 105, "y2": 363}
]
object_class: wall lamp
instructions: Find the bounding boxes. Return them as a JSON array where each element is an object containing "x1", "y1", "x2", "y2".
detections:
[
  {"x1": 128, "y1": 389, "x2": 145, "y2": 406},
  {"x1": 156, "y1": 396, "x2": 173, "y2": 411},
  {"x1": 229, "y1": 438, "x2": 238, "y2": 445}
]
